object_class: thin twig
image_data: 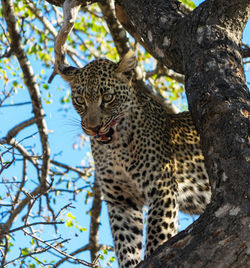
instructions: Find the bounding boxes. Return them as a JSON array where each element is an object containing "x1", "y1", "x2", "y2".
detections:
[
  {"x1": 1, "y1": 137, "x2": 39, "y2": 168},
  {"x1": 0, "y1": 101, "x2": 32, "y2": 108},
  {"x1": 2, "y1": 117, "x2": 38, "y2": 143},
  {"x1": 4, "y1": 221, "x2": 64, "y2": 235},
  {"x1": 12, "y1": 158, "x2": 27, "y2": 208},
  {"x1": 50, "y1": 159, "x2": 92, "y2": 177},
  {"x1": 89, "y1": 179, "x2": 102, "y2": 262},
  {"x1": 23, "y1": 230, "x2": 95, "y2": 267},
  {"x1": 4, "y1": 247, "x2": 49, "y2": 266},
  {"x1": 146, "y1": 62, "x2": 185, "y2": 84},
  {"x1": 0, "y1": 236, "x2": 8, "y2": 267},
  {"x1": 54, "y1": 203, "x2": 74, "y2": 220},
  {"x1": 53, "y1": 243, "x2": 114, "y2": 267}
]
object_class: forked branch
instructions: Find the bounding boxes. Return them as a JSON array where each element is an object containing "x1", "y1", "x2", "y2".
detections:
[{"x1": 48, "y1": 0, "x2": 82, "y2": 83}]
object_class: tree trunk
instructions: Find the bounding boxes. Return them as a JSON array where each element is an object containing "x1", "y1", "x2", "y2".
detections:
[{"x1": 115, "y1": 0, "x2": 250, "y2": 267}]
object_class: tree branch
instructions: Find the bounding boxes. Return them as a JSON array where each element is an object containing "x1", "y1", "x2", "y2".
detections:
[
  {"x1": 242, "y1": 43, "x2": 250, "y2": 58},
  {"x1": 4, "y1": 221, "x2": 64, "y2": 235},
  {"x1": 48, "y1": 0, "x2": 82, "y2": 82},
  {"x1": 115, "y1": 0, "x2": 190, "y2": 74},
  {"x1": 146, "y1": 62, "x2": 185, "y2": 84},
  {"x1": 50, "y1": 159, "x2": 92, "y2": 177},
  {"x1": 98, "y1": 0, "x2": 130, "y2": 57},
  {"x1": 89, "y1": 178, "x2": 102, "y2": 262},
  {"x1": 23, "y1": 229, "x2": 95, "y2": 267},
  {"x1": 53, "y1": 243, "x2": 114, "y2": 267},
  {"x1": 1, "y1": 117, "x2": 37, "y2": 143},
  {"x1": 2, "y1": 0, "x2": 50, "y2": 189},
  {"x1": 0, "y1": 101, "x2": 32, "y2": 108}
]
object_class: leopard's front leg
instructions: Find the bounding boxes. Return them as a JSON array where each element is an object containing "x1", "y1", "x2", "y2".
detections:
[
  {"x1": 95, "y1": 167, "x2": 143, "y2": 266},
  {"x1": 107, "y1": 202, "x2": 143, "y2": 268},
  {"x1": 145, "y1": 173, "x2": 179, "y2": 257}
]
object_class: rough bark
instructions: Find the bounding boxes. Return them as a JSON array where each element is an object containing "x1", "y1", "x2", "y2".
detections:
[{"x1": 115, "y1": 0, "x2": 250, "y2": 267}]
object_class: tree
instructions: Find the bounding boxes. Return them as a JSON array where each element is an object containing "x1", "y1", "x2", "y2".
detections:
[
  {"x1": 115, "y1": 0, "x2": 250, "y2": 267},
  {"x1": 0, "y1": 0, "x2": 249, "y2": 267}
]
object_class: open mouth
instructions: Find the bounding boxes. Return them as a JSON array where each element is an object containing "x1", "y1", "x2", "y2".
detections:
[
  {"x1": 84, "y1": 115, "x2": 122, "y2": 144},
  {"x1": 95, "y1": 127, "x2": 114, "y2": 144}
]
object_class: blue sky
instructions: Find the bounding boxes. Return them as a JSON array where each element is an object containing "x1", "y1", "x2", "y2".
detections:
[{"x1": 0, "y1": 0, "x2": 249, "y2": 267}]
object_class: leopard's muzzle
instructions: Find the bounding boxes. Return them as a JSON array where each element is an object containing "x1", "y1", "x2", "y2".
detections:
[{"x1": 83, "y1": 117, "x2": 120, "y2": 144}]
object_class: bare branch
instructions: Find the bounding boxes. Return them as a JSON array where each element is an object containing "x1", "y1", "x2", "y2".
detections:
[
  {"x1": 89, "y1": 179, "x2": 102, "y2": 262},
  {"x1": 50, "y1": 159, "x2": 92, "y2": 177},
  {"x1": 1, "y1": 137, "x2": 39, "y2": 168},
  {"x1": 54, "y1": 203, "x2": 74, "y2": 220},
  {"x1": 12, "y1": 158, "x2": 27, "y2": 208},
  {"x1": 0, "y1": 236, "x2": 8, "y2": 267},
  {"x1": 146, "y1": 62, "x2": 185, "y2": 84},
  {"x1": 0, "y1": 184, "x2": 44, "y2": 241},
  {"x1": 26, "y1": 0, "x2": 83, "y2": 68},
  {"x1": 5, "y1": 247, "x2": 49, "y2": 266},
  {"x1": 26, "y1": 0, "x2": 58, "y2": 36},
  {"x1": 53, "y1": 244, "x2": 90, "y2": 267},
  {"x1": 0, "y1": 101, "x2": 32, "y2": 108},
  {"x1": 23, "y1": 229, "x2": 95, "y2": 267},
  {"x1": 242, "y1": 43, "x2": 250, "y2": 58},
  {"x1": 2, "y1": 0, "x2": 50, "y2": 189},
  {"x1": 48, "y1": 0, "x2": 82, "y2": 83},
  {"x1": 98, "y1": 0, "x2": 130, "y2": 57},
  {"x1": 5, "y1": 221, "x2": 64, "y2": 235},
  {"x1": 53, "y1": 243, "x2": 114, "y2": 268},
  {"x1": 2, "y1": 117, "x2": 37, "y2": 143}
]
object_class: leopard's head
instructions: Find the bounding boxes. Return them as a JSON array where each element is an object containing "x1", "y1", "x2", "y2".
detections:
[{"x1": 58, "y1": 52, "x2": 136, "y2": 144}]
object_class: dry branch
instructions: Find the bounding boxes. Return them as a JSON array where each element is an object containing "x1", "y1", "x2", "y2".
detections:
[
  {"x1": 1, "y1": 117, "x2": 37, "y2": 143},
  {"x1": 98, "y1": 0, "x2": 130, "y2": 57},
  {"x1": 2, "y1": 0, "x2": 50, "y2": 189},
  {"x1": 146, "y1": 63, "x2": 185, "y2": 84},
  {"x1": 23, "y1": 229, "x2": 95, "y2": 267},
  {"x1": 48, "y1": 0, "x2": 82, "y2": 83},
  {"x1": 89, "y1": 179, "x2": 102, "y2": 262},
  {"x1": 50, "y1": 159, "x2": 92, "y2": 177}
]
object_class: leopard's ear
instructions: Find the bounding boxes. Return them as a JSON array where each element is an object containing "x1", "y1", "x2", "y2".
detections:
[
  {"x1": 115, "y1": 51, "x2": 136, "y2": 84},
  {"x1": 116, "y1": 51, "x2": 137, "y2": 73},
  {"x1": 58, "y1": 64, "x2": 79, "y2": 83}
]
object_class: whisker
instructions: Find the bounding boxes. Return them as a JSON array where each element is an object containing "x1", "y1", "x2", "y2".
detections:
[{"x1": 59, "y1": 116, "x2": 83, "y2": 136}]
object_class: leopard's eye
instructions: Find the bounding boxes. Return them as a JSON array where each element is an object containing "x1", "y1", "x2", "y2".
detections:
[
  {"x1": 74, "y1": 96, "x2": 86, "y2": 106},
  {"x1": 103, "y1": 93, "x2": 115, "y2": 103}
]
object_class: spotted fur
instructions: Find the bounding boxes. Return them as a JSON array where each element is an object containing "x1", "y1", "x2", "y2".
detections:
[{"x1": 59, "y1": 53, "x2": 211, "y2": 268}]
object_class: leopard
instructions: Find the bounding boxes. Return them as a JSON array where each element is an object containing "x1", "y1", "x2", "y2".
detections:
[{"x1": 58, "y1": 52, "x2": 211, "y2": 268}]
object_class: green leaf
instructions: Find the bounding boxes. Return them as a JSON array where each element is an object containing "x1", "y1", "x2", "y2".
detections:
[
  {"x1": 43, "y1": 84, "x2": 49, "y2": 90},
  {"x1": 109, "y1": 256, "x2": 115, "y2": 262},
  {"x1": 66, "y1": 219, "x2": 73, "y2": 227},
  {"x1": 67, "y1": 212, "x2": 76, "y2": 219},
  {"x1": 180, "y1": 0, "x2": 196, "y2": 9},
  {"x1": 21, "y1": 247, "x2": 29, "y2": 255}
]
